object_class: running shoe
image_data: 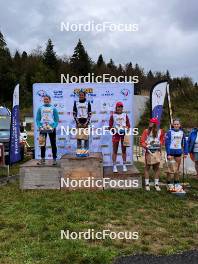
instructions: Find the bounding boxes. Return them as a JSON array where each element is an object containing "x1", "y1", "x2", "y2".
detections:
[
  {"x1": 37, "y1": 159, "x2": 45, "y2": 165},
  {"x1": 145, "y1": 184, "x2": 150, "y2": 191},
  {"x1": 155, "y1": 184, "x2": 161, "y2": 191},
  {"x1": 53, "y1": 159, "x2": 57, "y2": 166},
  {"x1": 113, "y1": 165, "x2": 118, "y2": 173},
  {"x1": 123, "y1": 164, "x2": 127, "y2": 172}
]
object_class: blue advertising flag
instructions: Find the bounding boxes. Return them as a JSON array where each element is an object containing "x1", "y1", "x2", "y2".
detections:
[{"x1": 9, "y1": 84, "x2": 21, "y2": 163}]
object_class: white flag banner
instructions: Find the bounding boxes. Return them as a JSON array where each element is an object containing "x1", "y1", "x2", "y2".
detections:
[{"x1": 150, "y1": 81, "x2": 167, "y2": 124}]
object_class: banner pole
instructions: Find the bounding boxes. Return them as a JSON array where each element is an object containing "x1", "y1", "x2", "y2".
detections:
[{"x1": 166, "y1": 83, "x2": 173, "y2": 128}]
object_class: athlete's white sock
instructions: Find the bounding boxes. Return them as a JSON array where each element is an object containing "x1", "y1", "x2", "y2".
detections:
[
  {"x1": 155, "y1": 179, "x2": 159, "y2": 185},
  {"x1": 145, "y1": 179, "x2": 149, "y2": 185}
]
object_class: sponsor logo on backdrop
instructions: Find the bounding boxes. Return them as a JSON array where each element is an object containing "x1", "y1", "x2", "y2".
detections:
[
  {"x1": 101, "y1": 119, "x2": 108, "y2": 123},
  {"x1": 65, "y1": 146, "x2": 72, "y2": 151},
  {"x1": 54, "y1": 103, "x2": 65, "y2": 108},
  {"x1": 101, "y1": 145, "x2": 108, "y2": 148},
  {"x1": 53, "y1": 90, "x2": 63, "y2": 99},
  {"x1": 100, "y1": 111, "x2": 108, "y2": 114},
  {"x1": 101, "y1": 90, "x2": 114, "y2": 97},
  {"x1": 104, "y1": 153, "x2": 111, "y2": 156},
  {"x1": 93, "y1": 136, "x2": 101, "y2": 140},
  {"x1": 70, "y1": 88, "x2": 96, "y2": 98},
  {"x1": 120, "y1": 88, "x2": 130, "y2": 100},
  {"x1": 58, "y1": 119, "x2": 67, "y2": 123},
  {"x1": 91, "y1": 120, "x2": 99, "y2": 123},
  {"x1": 58, "y1": 146, "x2": 65, "y2": 149},
  {"x1": 37, "y1": 89, "x2": 49, "y2": 102},
  {"x1": 121, "y1": 88, "x2": 130, "y2": 97}
]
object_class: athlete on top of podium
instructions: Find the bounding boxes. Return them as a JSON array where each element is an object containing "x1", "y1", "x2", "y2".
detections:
[{"x1": 73, "y1": 90, "x2": 92, "y2": 157}]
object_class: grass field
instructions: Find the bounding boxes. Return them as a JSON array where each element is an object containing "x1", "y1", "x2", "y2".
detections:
[{"x1": 0, "y1": 161, "x2": 198, "y2": 264}]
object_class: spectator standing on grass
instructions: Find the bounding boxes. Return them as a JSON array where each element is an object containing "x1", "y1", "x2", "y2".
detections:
[
  {"x1": 141, "y1": 118, "x2": 165, "y2": 191},
  {"x1": 188, "y1": 127, "x2": 198, "y2": 177}
]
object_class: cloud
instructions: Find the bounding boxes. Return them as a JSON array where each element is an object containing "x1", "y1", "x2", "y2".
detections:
[{"x1": 0, "y1": 0, "x2": 197, "y2": 81}]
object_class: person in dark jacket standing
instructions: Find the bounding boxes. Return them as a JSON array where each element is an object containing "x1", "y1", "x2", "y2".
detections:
[{"x1": 188, "y1": 127, "x2": 198, "y2": 177}]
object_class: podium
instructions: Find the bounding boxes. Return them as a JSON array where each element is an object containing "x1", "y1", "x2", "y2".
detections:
[
  {"x1": 60, "y1": 153, "x2": 103, "y2": 190},
  {"x1": 20, "y1": 160, "x2": 61, "y2": 189},
  {"x1": 20, "y1": 153, "x2": 141, "y2": 190}
]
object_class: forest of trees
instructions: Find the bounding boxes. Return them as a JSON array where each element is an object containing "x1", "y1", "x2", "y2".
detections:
[{"x1": 0, "y1": 31, "x2": 197, "y2": 108}]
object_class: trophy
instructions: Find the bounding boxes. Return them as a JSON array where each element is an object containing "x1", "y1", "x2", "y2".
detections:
[{"x1": 40, "y1": 122, "x2": 53, "y2": 133}]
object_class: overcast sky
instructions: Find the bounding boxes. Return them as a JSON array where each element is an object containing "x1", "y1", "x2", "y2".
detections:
[{"x1": 0, "y1": 0, "x2": 197, "y2": 82}]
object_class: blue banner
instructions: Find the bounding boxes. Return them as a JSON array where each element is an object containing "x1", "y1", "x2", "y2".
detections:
[{"x1": 9, "y1": 84, "x2": 21, "y2": 163}]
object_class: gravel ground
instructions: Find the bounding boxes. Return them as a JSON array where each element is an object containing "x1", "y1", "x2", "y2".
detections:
[{"x1": 113, "y1": 250, "x2": 198, "y2": 264}]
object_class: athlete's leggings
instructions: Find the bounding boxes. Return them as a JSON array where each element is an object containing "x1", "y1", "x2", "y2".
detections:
[{"x1": 40, "y1": 129, "x2": 57, "y2": 159}]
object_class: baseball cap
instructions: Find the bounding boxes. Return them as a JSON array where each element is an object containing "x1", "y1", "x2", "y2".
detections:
[
  {"x1": 149, "y1": 117, "x2": 159, "y2": 124},
  {"x1": 116, "y1": 102, "x2": 123, "y2": 107}
]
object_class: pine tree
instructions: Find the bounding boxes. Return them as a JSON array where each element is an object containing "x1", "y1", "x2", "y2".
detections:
[
  {"x1": 14, "y1": 50, "x2": 21, "y2": 61},
  {"x1": 0, "y1": 31, "x2": 6, "y2": 50},
  {"x1": 97, "y1": 54, "x2": 105, "y2": 67},
  {"x1": 43, "y1": 39, "x2": 57, "y2": 69},
  {"x1": 117, "y1": 64, "x2": 124, "y2": 76},
  {"x1": 125, "y1": 62, "x2": 133, "y2": 76},
  {"x1": 0, "y1": 31, "x2": 16, "y2": 103},
  {"x1": 107, "y1": 59, "x2": 116, "y2": 70},
  {"x1": 166, "y1": 70, "x2": 171, "y2": 80},
  {"x1": 22, "y1": 51, "x2": 28, "y2": 60},
  {"x1": 70, "y1": 39, "x2": 92, "y2": 76},
  {"x1": 147, "y1": 70, "x2": 154, "y2": 79}
]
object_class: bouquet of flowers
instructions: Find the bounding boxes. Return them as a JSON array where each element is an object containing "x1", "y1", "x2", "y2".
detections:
[
  {"x1": 76, "y1": 148, "x2": 89, "y2": 157},
  {"x1": 40, "y1": 123, "x2": 53, "y2": 133}
]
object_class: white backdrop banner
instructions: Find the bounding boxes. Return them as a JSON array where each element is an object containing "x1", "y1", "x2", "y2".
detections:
[{"x1": 33, "y1": 83, "x2": 134, "y2": 166}]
